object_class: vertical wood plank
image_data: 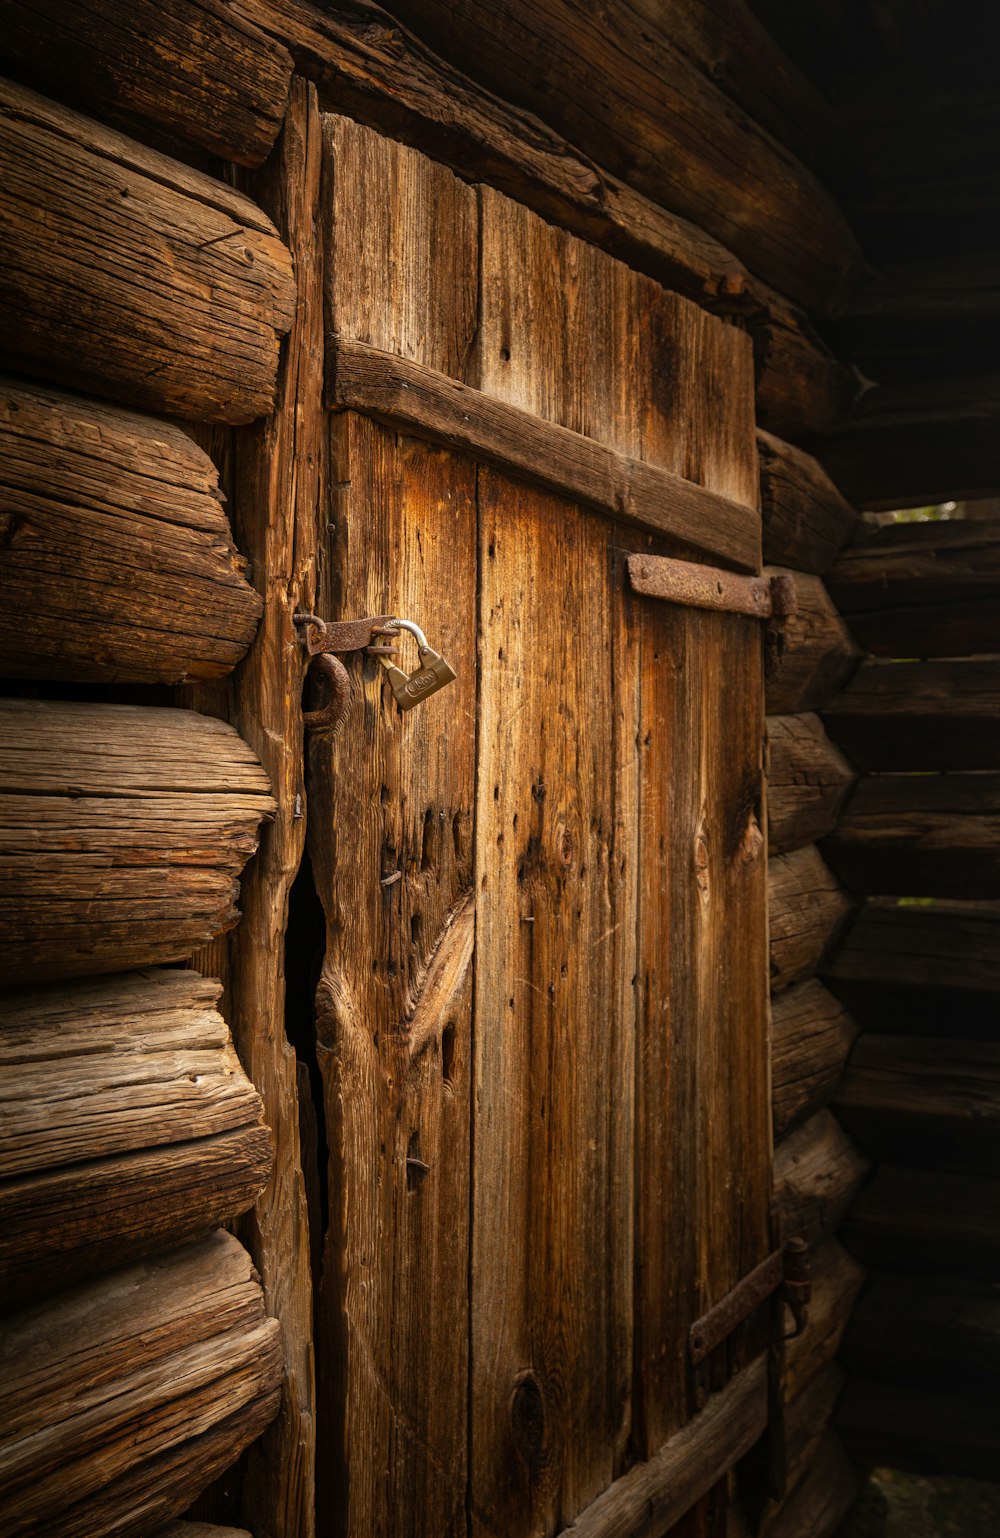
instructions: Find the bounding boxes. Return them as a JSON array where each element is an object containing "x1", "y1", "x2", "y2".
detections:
[
  {"x1": 472, "y1": 477, "x2": 635, "y2": 1535},
  {"x1": 308, "y1": 416, "x2": 477, "y2": 1538}
]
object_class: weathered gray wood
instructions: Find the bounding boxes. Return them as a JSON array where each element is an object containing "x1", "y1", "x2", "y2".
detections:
[
  {"x1": 773, "y1": 1110, "x2": 870, "y2": 1246},
  {"x1": 0, "y1": 700, "x2": 274, "y2": 986},
  {"x1": 824, "y1": 660, "x2": 1000, "y2": 772},
  {"x1": 842, "y1": 1273, "x2": 1000, "y2": 1401},
  {"x1": 764, "y1": 571, "x2": 862, "y2": 716},
  {"x1": 772, "y1": 979, "x2": 859, "y2": 1139},
  {"x1": 753, "y1": 296, "x2": 861, "y2": 440},
  {"x1": 758, "y1": 432, "x2": 860, "y2": 575},
  {"x1": 767, "y1": 714, "x2": 856, "y2": 856},
  {"x1": 760, "y1": 1432, "x2": 858, "y2": 1538},
  {"x1": 0, "y1": 1232, "x2": 282, "y2": 1538},
  {"x1": 768, "y1": 847, "x2": 854, "y2": 995},
  {"x1": 844, "y1": 1166, "x2": 1000, "y2": 1278},
  {"x1": 824, "y1": 900, "x2": 1000, "y2": 1037},
  {"x1": 822, "y1": 773, "x2": 1000, "y2": 898},
  {"x1": 835, "y1": 1035, "x2": 1000, "y2": 1163},
  {"x1": 838, "y1": 1376, "x2": 1000, "y2": 1480},
  {"x1": 827, "y1": 519, "x2": 1000, "y2": 657},
  {"x1": 555, "y1": 1357, "x2": 767, "y2": 1538},
  {"x1": 0, "y1": 0, "x2": 293, "y2": 165},
  {"x1": 0, "y1": 77, "x2": 295, "y2": 423},
  {"x1": 784, "y1": 1238, "x2": 865, "y2": 1404},
  {"x1": 0, "y1": 969, "x2": 272, "y2": 1307},
  {"x1": 0, "y1": 379, "x2": 261, "y2": 684}
]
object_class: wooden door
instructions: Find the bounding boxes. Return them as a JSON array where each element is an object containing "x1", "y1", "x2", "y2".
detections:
[{"x1": 307, "y1": 118, "x2": 770, "y2": 1538}]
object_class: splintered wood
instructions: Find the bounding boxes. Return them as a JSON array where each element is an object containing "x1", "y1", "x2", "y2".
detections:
[{"x1": 310, "y1": 118, "x2": 769, "y2": 1538}]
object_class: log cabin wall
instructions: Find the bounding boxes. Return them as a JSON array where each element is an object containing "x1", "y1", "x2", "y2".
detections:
[{"x1": 2, "y1": 2, "x2": 997, "y2": 1536}]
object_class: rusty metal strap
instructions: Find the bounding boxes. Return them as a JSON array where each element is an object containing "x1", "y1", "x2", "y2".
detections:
[
  {"x1": 627, "y1": 553, "x2": 797, "y2": 621},
  {"x1": 688, "y1": 1239, "x2": 810, "y2": 1366}
]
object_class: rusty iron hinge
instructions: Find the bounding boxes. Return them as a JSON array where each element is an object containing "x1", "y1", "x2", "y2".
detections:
[{"x1": 688, "y1": 1238, "x2": 810, "y2": 1367}]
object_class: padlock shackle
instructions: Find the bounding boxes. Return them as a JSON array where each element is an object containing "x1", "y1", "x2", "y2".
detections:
[{"x1": 385, "y1": 617, "x2": 430, "y2": 651}]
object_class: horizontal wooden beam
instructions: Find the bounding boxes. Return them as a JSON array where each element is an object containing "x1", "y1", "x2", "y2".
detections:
[
  {"x1": 844, "y1": 1166, "x2": 1000, "y2": 1279},
  {"x1": 0, "y1": 77, "x2": 295, "y2": 424},
  {"x1": 843, "y1": 1273, "x2": 1000, "y2": 1403},
  {"x1": 824, "y1": 660, "x2": 1000, "y2": 771},
  {"x1": 0, "y1": 0, "x2": 293, "y2": 166},
  {"x1": 767, "y1": 713, "x2": 857, "y2": 856},
  {"x1": 838, "y1": 1376, "x2": 1000, "y2": 1481},
  {"x1": 752, "y1": 295, "x2": 862, "y2": 440},
  {"x1": 758, "y1": 432, "x2": 859, "y2": 575},
  {"x1": 556, "y1": 1356, "x2": 767, "y2": 1538},
  {"x1": 827, "y1": 518, "x2": 1000, "y2": 658},
  {"x1": 771, "y1": 979, "x2": 859, "y2": 1140},
  {"x1": 773, "y1": 1110, "x2": 870, "y2": 1247},
  {"x1": 0, "y1": 1232, "x2": 282, "y2": 1537},
  {"x1": 0, "y1": 380, "x2": 261, "y2": 685},
  {"x1": 822, "y1": 773, "x2": 1000, "y2": 899},
  {"x1": 768, "y1": 846, "x2": 854, "y2": 995},
  {"x1": 761, "y1": 1432, "x2": 858, "y2": 1538},
  {"x1": 764, "y1": 571, "x2": 862, "y2": 716},
  {"x1": 0, "y1": 700, "x2": 275, "y2": 987},
  {"x1": 0, "y1": 970, "x2": 273, "y2": 1308},
  {"x1": 330, "y1": 339, "x2": 761, "y2": 571}
]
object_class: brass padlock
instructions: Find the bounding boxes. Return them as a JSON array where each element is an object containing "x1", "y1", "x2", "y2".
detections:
[{"x1": 379, "y1": 619, "x2": 456, "y2": 710}]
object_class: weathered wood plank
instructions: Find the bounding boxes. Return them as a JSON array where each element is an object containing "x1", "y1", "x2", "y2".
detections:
[
  {"x1": 0, "y1": 699, "x2": 274, "y2": 986},
  {"x1": 780, "y1": 1364, "x2": 845, "y2": 1503},
  {"x1": 371, "y1": 0, "x2": 862, "y2": 311},
  {"x1": 824, "y1": 900, "x2": 1000, "y2": 1037},
  {"x1": 824, "y1": 660, "x2": 1000, "y2": 772},
  {"x1": 555, "y1": 1357, "x2": 768, "y2": 1538},
  {"x1": 0, "y1": 1232, "x2": 282, "y2": 1538},
  {"x1": 153, "y1": 1526, "x2": 252, "y2": 1538},
  {"x1": 783, "y1": 1239, "x2": 865, "y2": 1404},
  {"x1": 760, "y1": 1432, "x2": 858, "y2": 1538},
  {"x1": 827, "y1": 518, "x2": 1000, "y2": 657},
  {"x1": 0, "y1": 77, "x2": 295, "y2": 423},
  {"x1": 768, "y1": 847, "x2": 854, "y2": 995},
  {"x1": 766, "y1": 714, "x2": 856, "y2": 856},
  {"x1": 837, "y1": 1376, "x2": 1000, "y2": 1480},
  {"x1": 844, "y1": 1166, "x2": 1000, "y2": 1278},
  {"x1": 308, "y1": 416, "x2": 478, "y2": 1538},
  {"x1": 0, "y1": 379, "x2": 261, "y2": 684},
  {"x1": 773, "y1": 1110, "x2": 870, "y2": 1247},
  {"x1": 757, "y1": 432, "x2": 859, "y2": 575},
  {"x1": 834, "y1": 1034, "x2": 1000, "y2": 1164},
  {"x1": 842, "y1": 1273, "x2": 1000, "y2": 1402},
  {"x1": 771, "y1": 979, "x2": 859, "y2": 1139},
  {"x1": 822, "y1": 773, "x2": 1000, "y2": 898},
  {"x1": 0, "y1": 969, "x2": 272, "y2": 1307},
  {"x1": 764, "y1": 571, "x2": 862, "y2": 716},
  {"x1": 0, "y1": 0, "x2": 293, "y2": 165}
]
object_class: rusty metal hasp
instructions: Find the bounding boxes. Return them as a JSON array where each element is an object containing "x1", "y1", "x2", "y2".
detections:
[
  {"x1": 295, "y1": 613, "x2": 457, "y2": 730},
  {"x1": 688, "y1": 1238, "x2": 810, "y2": 1366}
]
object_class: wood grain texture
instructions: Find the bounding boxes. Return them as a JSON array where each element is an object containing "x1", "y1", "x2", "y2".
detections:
[
  {"x1": 757, "y1": 432, "x2": 859, "y2": 576},
  {"x1": 838, "y1": 1376, "x2": 1000, "y2": 1480},
  {"x1": 822, "y1": 773, "x2": 1000, "y2": 899},
  {"x1": 844, "y1": 1166, "x2": 1000, "y2": 1278},
  {"x1": 0, "y1": 969, "x2": 272, "y2": 1307},
  {"x1": 0, "y1": 700, "x2": 274, "y2": 987},
  {"x1": 771, "y1": 980, "x2": 859, "y2": 1139},
  {"x1": 0, "y1": 0, "x2": 292, "y2": 165},
  {"x1": 0, "y1": 77, "x2": 295, "y2": 423},
  {"x1": 783, "y1": 1239, "x2": 865, "y2": 1404},
  {"x1": 773, "y1": 1110, "x2": 870, "y2": 1247},
  {"x1": 153, "y1": 1526, "x2": 252, "y2": 1538},
  {"x1": 827, "y1": 518, "x2": 1000, "y2": 658},
  {"x1": 0, "y1": 1231, "x2": 282, "y2": 1538},
  {"x1": 834, "y1": 1035, "x2": 1000, "y2": 1164},
  {"x1": 752, "y1": 294, "x2": 861, "y2": 441},
  {"x1": 764, "y1": 571, "x2": 862, "y2": 716},
  {"x1": 181, "y1": 81, "x2": 325, "y2": 1538},
  {"x1": 0, "y1": 379, "x2": 261, "y2": 684},
  {"x1": 842, "y1": 1273, "x2": 1000, "y2": 1402},
  {"x1": 759, "y1": 1432, "x2": 857, "y2": 1538},
  {"x1": 768, "y1": 846, "x2": 854, "y2": 995},
  {"x1": 766, "y1": 714, "x2": 856, "y2": 856},
  {"x1": 779, "y1": 1364, "x2": 845, "y2": 1503},
  {"x1": 824, "y1": 899, "x2": 1000, "y2": 1037},
  {"x1": 824, "y1": 660, "x2": 1000, "y2": 772}
]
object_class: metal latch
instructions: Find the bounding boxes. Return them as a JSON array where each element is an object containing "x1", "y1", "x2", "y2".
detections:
[
  {"x1": 295, "y1": 613, "x2": 456, "y2": 731},
  {"x1": 688, "y1": 1238, "x2": 810, "y2": 1366}
]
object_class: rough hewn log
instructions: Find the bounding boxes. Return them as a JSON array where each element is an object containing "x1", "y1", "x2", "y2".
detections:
[
  {"x1": 772, "y1": 980, "x2": 859, "y2": 1139},
  {"x1": 781, "y1": 1364, "x2": 845, "y2": 1500},
  {"x1": 822, "y1": 774, "x2": 1000, "y2": 899},
  {"x1": 0, "y1": 970, "x2": 272, "y2": 1308},
  {"x1": 842, "y1": 1273, "x2": 1000, "y2": 1402},
  {"x1": 761, "y1": 1432, "x2": 858, "y2": 1538},
  {"x1": 758, "y1": 432, "x2": 860, "y2": 575},
  {"x1": 767, "y1": 714, "x2": 856, "y2": 856},
  {"x1": 764, "y1": 571, "x2": 862, "y2": 716},
  {"x1": 0, "y1": 0, "x2": 292, "y2": 166},
  {"x1": 844, "y1": 1166, "x2": 1000, "y2": 1278},
  {"x1": 784, "y1": 1238, "x2": 865, "y2": 1404},
  {"x1": 0, "y1": 380, "x2": 261, "y2": 685},
  {"x1": 769, "y1": 847, "x2": 854, "y2": 995},
  {"x1": 0, "y1": 700, "x2": 274, "y2": 987},
  {"x1": 153, "y1": 1527, "x2": 252, "y2": 1538},
  {"x1": 818, "y1": 374, "x2": 1000, "y2": 510},
  {"x1": 752, "y1": 297, "x2": 861, "y2": 440},
  {"x1": 837, "y1": 1377, "x2": 1000, "y2": 1480},
  {"x1": 827, "y1": 519, "x2": 1000, "y2": 658},
  {"x1": 373, "y1": 0, "x2": 862, "y2": 312},
  {"x1": 0, "y1": 1232, "x2": 282, "y2": 1538},
  {"x1": 0, "y1": 78, "x2": 295, "y2": 424},
  {"x1": 774, "y1": 1110, "x2": 870, "y2": 1246},
  {"x1": 824, "y1": 660, "x2": 1000, "y2": 771},
  {"x1": 824, "y1": 900, "x2": 1000, "y2": 1037}
]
